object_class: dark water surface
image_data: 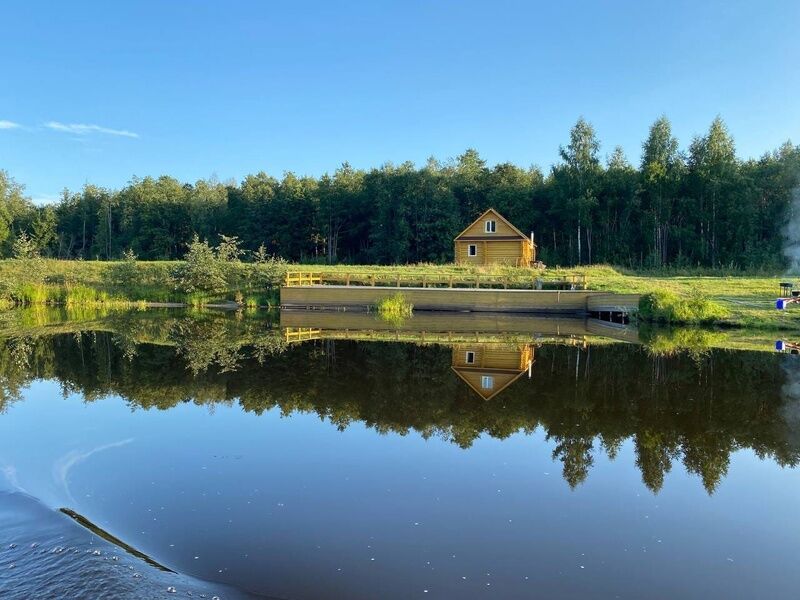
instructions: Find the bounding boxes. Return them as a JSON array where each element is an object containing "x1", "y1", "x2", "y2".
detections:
[{"x1": 0, "y1": 310, "x2": 799, "y2": 598}]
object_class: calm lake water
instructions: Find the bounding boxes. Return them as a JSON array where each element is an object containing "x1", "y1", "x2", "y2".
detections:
[{"x1": 0, "y1": 309, "x2": 799, "y2": 599}]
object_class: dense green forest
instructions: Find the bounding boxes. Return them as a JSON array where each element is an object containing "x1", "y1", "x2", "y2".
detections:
[{"x1": 2, "y1": 116, "x2": 799, "y2": 269}]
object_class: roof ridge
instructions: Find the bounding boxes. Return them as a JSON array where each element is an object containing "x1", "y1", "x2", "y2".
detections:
[{"x1": 454, "y1": 208, "x2": 529, "y2": 241}]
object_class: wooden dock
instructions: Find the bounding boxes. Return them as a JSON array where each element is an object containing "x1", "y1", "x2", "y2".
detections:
[{"x1": 281, "y1": 284, "x2": 639, "y2": 316}]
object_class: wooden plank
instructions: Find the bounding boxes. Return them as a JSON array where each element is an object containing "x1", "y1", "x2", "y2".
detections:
[
  {"x1": 586, "y1": 293, "x2": 640, "y2": 313},
  {"x1": 280, "y1": 285, "x2": 607, "y2": 313}
]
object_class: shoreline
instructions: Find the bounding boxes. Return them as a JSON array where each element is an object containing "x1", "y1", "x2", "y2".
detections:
[{"x1": 0, "y1": 259, "x2": 797, "y2": 331}]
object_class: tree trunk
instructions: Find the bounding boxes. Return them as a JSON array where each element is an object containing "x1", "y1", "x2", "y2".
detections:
[
  {"x1": 586, "y1": 225, "x2": 592, "y2": 265},
  {"x1": 107, "y1": 204, "x2": 112, "y2": 259}
]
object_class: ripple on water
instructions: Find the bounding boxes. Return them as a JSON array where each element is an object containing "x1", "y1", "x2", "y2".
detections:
[{"x1": 0, "y1": 491, "x2": 255, "y2": 599}]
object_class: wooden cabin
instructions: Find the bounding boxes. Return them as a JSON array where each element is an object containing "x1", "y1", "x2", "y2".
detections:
[
  {"x1": 451, "y1": 343, "x2": 534, "y2": 400},
  {"x1": 454, "y1": 208, "x2": 536, "y2": 267}
]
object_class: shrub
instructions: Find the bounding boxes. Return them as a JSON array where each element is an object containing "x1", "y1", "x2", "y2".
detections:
[
  {"x1": 217, "y1": 234, "x2": 245, "y2": 262},
  {"x1": 172, "y1": 236, "x2": 228, "y2": 294},
  {"x1": 12, "y1": 232, "x2": 39, "y2": 260},
  {"x1": 105, "y1": 249, "x2": 139, "y2": 288},
  {"x1": 639, "y1": 290, "x2": 728, "y2": 324}
]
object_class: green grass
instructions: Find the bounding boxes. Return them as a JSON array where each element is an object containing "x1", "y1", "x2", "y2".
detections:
[
  {"x1": 306, "y1": 262, "x2": 799, "y2": 330},
  {"x1": 0, "y1": 258, "x2": 284, "y2": 308},
  {"x1": 0, "y1": 259, "x2": 797, "y2": 330},
  {"x1": 557, "y1": 265, "x2": 792, "y2": 330}
]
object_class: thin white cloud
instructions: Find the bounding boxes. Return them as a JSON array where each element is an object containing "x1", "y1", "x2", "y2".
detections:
[
  {"x1": 52, "y1": 438, "x2": 135, "y2": 504},
  {"x1": 0, "y1": 120, "x2": 21, "y2": 130},
  {"x1": 44, "y1": 121, "x2": 139, "y2": 139}
]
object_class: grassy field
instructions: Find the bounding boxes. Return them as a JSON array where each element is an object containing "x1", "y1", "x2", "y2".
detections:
[
  {"x1": 306, "y1": 263, "x2": 796, "y2": 330},
  {"x1": 0, "y1": 259, "x2": 796, "y2": 331},
  {"x1": 0, "y1": 258, "x2": 281, "y2": 307}
]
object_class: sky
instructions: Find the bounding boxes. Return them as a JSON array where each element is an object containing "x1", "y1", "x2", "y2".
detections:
[{"x1": 1, "y1": 0, "x2": 798, "y2": 203}]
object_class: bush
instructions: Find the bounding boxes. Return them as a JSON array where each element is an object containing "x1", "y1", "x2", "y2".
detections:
[
  {"x1": 639, "y1": 290, "x2": 728, "y2": 324},
  {"x1": 171, "y1": 236, "x2": 228, "y2": 294},
  {"x1": 249, "y1": 258, "x2": 288, "y2": 290},
  {"x1": 12, "y1": 232, "x2": 39, "y2": 260},
  {"x1": 105, "y1": 249, "x2": 139, "y2": 288}
]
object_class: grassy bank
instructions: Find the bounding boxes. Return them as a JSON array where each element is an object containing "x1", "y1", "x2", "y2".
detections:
[
  {"x1": 0, "y1": 259, "x2": 796, "y2": 331},
  {"x1": 308, "y1": 263, "x2": 796, "y2": 330},
  {"x1": 0, "y1": 258, "x2": 283, "y2": 308}
]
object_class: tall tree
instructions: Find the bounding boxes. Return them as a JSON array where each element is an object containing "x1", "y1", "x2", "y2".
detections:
[
  {"x1": 318, "y1": 163, "x2": 367, "y2": 263},
  {"x1": 599, "y1": 147, "x2": 638, "y2": 264},
  {"x1": 640, "y1": 116, "x2": 683, "y2": 266},
  {"x1": 553, "y1": 117, "x2": 602, "y2": 264},
  {"x1": 0, "y1": 170, "x2": 35, "y2": 254},
  {"x1": 686, "y1": 117, "x2": 737, "y2": 266}
]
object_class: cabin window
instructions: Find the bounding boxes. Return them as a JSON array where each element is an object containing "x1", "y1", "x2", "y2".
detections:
[
  {"x1": 468, "y1": 244, "x2": 477, "y2": 256},
  {"x1": 481, "y1": 375, "x2": 494, "y2": 390},
  {"x1": 485, "y1": 220, "x2": 496, "y2": 233},
  {"x1": 465, "y1": 351, "x2": 475, "y2": 364}
]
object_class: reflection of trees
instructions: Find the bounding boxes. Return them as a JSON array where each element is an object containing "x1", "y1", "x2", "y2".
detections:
[
  {"x1": 634, "y1": 432, "x2": 679, "y2": 493},
  {"x1": 0, "y1": 327, "x2": 798, "y2": 494},
  {"x1": 551, "y1": 437, "x2": 594, "y2": 489},
  {"x1": 0, "y1": 336, "x2": 36, "y2": 412}
]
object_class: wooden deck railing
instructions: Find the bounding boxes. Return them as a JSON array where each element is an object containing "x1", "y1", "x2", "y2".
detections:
[
  {"x1": 285, "y1": 272, "x2": 323, "y2": 286},
  {"x1": 283, "y1": 327, "x2": 322, "y2": 342},
  {"x1": 281, "y1": 326, "x2": 591, "y2": 346},
  {"x1": 284, "y1": 271, "x2": 587, "y2": 290}
]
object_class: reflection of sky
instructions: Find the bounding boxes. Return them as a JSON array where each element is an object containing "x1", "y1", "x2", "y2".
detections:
[
  {"x1": 1, "y1": 379, "x2": 800, "y2": 599},
  {"x1": 51, "y1": 437, "x2": 134, "y2": 504}
]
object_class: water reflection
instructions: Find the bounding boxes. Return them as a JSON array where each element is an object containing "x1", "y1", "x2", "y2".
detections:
[
  {"x1": 450, "y1": 343, "x2": 534, "y2": 400},
  {"x1": 0, "y1": 308, "x2": 797, "y2": 495}
]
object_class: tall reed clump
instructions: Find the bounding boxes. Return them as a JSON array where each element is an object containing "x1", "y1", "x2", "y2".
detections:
[
  {"x1": 639, "y1": 290, "x2": 729, "y2": 324},
  {"x1": 12, "y1": 283, "x2": 48, "y2": 305},
  {"x1": 65, "y1": 285, "x2": 111, "y2": 305},
  {"x1": 376, "y1": 293, "x2": 414, "y2": 319}
]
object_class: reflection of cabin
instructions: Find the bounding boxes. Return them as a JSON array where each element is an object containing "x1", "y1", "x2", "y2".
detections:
[
  {"x1": 454, "y1": 208, "x2": 536, "y2": 266},
  {"x1": 451, "y1": 343, "x2": 534, "y2": 400}
]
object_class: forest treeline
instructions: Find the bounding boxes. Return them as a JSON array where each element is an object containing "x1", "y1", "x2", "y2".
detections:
[{"x1": 2, "y1": 116, "x2": 799, "y2": 269}]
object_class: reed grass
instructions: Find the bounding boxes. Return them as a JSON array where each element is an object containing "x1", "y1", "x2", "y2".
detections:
[{"x1": 375, "y1": 293, "x2": 414, "y2": 325}]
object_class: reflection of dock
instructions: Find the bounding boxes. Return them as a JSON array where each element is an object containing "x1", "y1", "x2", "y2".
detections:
[{"x1": 280, "y1": 310, "x2": 640, "y2": 345}]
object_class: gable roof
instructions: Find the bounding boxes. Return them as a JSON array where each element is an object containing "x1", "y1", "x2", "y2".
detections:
[
  {"x1": 454, "y1": 208, "x2": 530, "y2": 241},
  {"x1": 450, "y1": 365, "x2": 529, "y2": 400}
]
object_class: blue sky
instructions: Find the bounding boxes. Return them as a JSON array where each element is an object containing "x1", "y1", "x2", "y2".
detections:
[{"x1": 1, "y1": 0, "x2": 798, "y2": 203}]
